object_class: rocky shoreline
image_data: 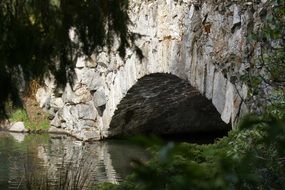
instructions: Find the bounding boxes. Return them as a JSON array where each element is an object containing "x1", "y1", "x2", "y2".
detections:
[
  {"x1": 0, "y1": 121, "x2": 55, "y2": 134},
  {"x1": 0, "y1": 121, "x2": 99, "y2": 142}
]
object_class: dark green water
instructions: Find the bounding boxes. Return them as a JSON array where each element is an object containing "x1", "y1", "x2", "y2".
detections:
[{"x1": 0, "y1": 132, "x2": 149, "y2": 189}]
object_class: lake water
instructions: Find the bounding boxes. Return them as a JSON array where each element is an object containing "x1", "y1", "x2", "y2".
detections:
[{"x1": 0, "y1": 132, "x2": 149, "y2": 189}]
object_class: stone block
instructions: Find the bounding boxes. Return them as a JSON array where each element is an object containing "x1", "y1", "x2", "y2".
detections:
[
  {"x1": 212, "y1": 71, "x2": 227, "y2": 114},
  {"x1": 9, "y1": 122, "x2": 28, "y2": 133},
  {"x1": 221, "y1": 81, "x2": 234, "y2": 124},
  {"x1": 93, "y1": 87, "x2": 107, "y2": 107}
]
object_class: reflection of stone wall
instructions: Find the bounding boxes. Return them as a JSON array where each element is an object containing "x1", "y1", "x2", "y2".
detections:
[
  {"x1": 0, "y1": 132, "x2": 150, "y2": 190},
  {"x1": 36, "y1": 135, "x2": 120, "y2": 187},
  {"x1": 2, "y1": 133, "x2": 148, "y2": 189},
  {"x1": 37, "y1": 0, "x2": 267, "y2": 140}
]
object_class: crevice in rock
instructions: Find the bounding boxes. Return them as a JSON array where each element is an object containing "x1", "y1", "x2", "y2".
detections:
[{"x1": 231, "y1": 22, "x2": 241, "y2": 33}]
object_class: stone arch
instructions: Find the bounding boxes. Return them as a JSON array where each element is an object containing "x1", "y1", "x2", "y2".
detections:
[
  {"x1": 46, "y1": 0, "x2": 255, "y2": 141},
  {"x1": 99, "y1": 50, "x2": 244, "y2": 138},
  {"x1": 107, "y1": 73, "x2": 230, "y2": 137}
]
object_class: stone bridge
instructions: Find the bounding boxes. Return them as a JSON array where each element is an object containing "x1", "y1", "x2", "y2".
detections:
[{"x1": 37, "y1": 0, "x2": 265, "y2": 140}]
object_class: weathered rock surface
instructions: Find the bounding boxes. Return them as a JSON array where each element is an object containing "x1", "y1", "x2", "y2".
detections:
[
  {"x1": 36, "y1": 0, "x2": 267, "y2": 140},
  {"x1": 9, "y1": 122, "x2": 28, "y2": 133}
]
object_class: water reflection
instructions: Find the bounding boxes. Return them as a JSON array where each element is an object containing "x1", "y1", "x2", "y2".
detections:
[
  {"x1": 0, "y1": 132, "x2": 148, "y2": 189},
  {"x1": 9, "y1": 132, "x2": 26, "y2": 143}
]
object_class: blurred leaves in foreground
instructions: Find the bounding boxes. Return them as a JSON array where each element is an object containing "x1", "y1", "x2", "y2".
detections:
[{"x1": 94, "y1": 113, "x2": 285, "y2": 190}]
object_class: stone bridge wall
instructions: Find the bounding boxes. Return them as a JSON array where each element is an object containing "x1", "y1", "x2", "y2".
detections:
[{"x1": 36, "y1": 0, "x2": 266, "y2": 140}]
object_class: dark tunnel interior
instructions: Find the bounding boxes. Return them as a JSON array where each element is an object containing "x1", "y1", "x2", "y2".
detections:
[{"x1": 109, "y1": 73, "x2": 231, "y2": 143}]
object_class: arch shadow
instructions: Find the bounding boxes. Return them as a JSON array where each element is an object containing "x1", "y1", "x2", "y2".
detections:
[{"x1": 109, "y1": 73, "x2": 230, "y2": 140}]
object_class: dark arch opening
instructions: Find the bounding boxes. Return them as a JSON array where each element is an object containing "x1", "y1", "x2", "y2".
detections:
[{"x1": 109, "y1": 73, "x2": 230, "y2": 143}]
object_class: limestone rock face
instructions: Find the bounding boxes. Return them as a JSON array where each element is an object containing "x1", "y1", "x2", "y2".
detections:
[{"x1": 36, "y1": 0, "x2": 267, "y2": 140}]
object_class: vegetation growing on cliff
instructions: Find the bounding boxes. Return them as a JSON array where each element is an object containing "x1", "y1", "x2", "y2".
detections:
[{"x1": 245, "y1": 0, "x2": 285, "y2": 117}]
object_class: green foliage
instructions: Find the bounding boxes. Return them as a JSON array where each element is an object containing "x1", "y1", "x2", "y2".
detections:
[
  {"x1": 267, "y1": 89, "x2": 285, "y2": 119},
  {"x1": 9, "y1": 109, "x2": 50, "y2": 131},
  {"x1": 0, "y1": 0, "x2": 138, "y2": 116},
  {"x1": 246, "y1": 0, "x2": 285, "y2": 112},
  {"x1": 94, "y1": 114, "x2": 285, "y2": 190},
  {"x1": 38, "y1": 120, "x2": 50, "y2": 130},
  {"x1": 24, "y1": 119, "x2": 50, "y2": 131},
  {"x1": 9, "y1": 109, "x2": 29, "y2": 123},
  {"x1": 94, "y1": 183, "x2": 118, "y2": 190}
]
